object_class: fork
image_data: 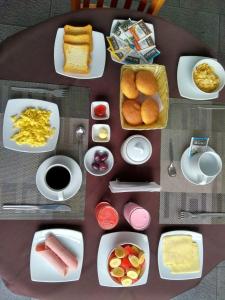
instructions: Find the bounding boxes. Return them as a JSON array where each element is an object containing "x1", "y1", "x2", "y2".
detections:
[
  {"x1": 11, "y1": 86, "x2": 68, "y2": 98},
  {"x1": 179, "y1": 211, "x2": 225, "y2": 219}
]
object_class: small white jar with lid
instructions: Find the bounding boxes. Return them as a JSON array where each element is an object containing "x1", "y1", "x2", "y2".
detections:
[{"x1": 121, "y1": 135, "x2": 152, "y2": 165}]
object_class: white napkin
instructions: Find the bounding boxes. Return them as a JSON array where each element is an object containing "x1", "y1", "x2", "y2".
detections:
[{"x1": 109, "y1": 180, "x2": 161, "y2": 193}]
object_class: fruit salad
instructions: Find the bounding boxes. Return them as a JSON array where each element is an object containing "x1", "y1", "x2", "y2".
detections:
[{"x1": 108, "y1": 244, "x2": 145, "y2": 286}]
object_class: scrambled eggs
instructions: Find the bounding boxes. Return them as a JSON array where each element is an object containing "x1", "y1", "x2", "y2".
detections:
[
  {"x1": 193, "y1": 63, "x2": 220, "y2": 93},
  {"x1": 10, "y1": 108, "x2": 55, "y2": 147}
]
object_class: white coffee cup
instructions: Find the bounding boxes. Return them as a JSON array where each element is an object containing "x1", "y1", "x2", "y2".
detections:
[
  {"x1": 44, "y1": 163, "x2": 72, "y2": 201},
  {"x1": 189, "y1": 151, "x2": 222, "y2": 184}
]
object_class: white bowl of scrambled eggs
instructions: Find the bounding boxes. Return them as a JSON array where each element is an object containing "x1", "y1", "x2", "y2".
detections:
[
  {"x1": 192, "y1": 58, "x2": 225, "y2": 94},
  {"x1": 3, "y1": 99, "x2": 60, "y2": 153}
]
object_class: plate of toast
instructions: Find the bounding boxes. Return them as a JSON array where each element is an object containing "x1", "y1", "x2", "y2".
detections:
[{"x1": 54, "y1": 25, "x2": 106, "y2": 79}]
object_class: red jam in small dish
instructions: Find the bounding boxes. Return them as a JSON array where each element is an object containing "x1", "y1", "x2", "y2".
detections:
[{"x1": 94, "y1": 104, "x2": 107, "y2": 118}]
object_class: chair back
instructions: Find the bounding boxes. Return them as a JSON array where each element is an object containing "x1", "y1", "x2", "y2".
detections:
[{"x1": 71, "y1": 0, "x2": 165, "y2": 15}]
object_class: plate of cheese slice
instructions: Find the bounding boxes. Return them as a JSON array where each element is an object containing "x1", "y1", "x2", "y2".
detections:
[
  {"x1": 54, "y1": 25, "x2": 106, "y2": 79},
  {"x1": 158, "y1": 230, "x2": 203, "y2": 280}
]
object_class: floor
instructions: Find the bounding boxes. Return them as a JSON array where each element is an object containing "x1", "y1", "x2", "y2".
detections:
[{"x1": 0, "y1": 0, "x2": 224, "y2": 299}]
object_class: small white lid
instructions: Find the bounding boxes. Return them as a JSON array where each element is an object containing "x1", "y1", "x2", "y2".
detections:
[{"x1": 126, "y1": 136, "x2": 152, "y2": 163}]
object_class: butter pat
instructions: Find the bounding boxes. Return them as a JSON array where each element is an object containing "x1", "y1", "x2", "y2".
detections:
[
  {"x1": 162, "y1": 235, "x2": 200, "y2": 274},
  {"x1": 98, "y1": 127, "x2": 108, "y2": 140}
]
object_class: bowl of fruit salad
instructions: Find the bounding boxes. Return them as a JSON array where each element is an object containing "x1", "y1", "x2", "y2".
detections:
[
  {"x1": 108, "y1": 243, "x2": 145, "y2": 287},
  {"x1": 84, "y1": 146, "x2": 114, "y2": 176}
]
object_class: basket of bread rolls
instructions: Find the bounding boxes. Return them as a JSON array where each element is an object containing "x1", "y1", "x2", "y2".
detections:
[{"x1": 120, "y1": 64, "x2": 169, "y2": 130}]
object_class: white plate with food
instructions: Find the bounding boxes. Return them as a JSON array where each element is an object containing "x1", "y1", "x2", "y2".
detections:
[
  {"x1": 30, "y1": 228, "x2": 84, "y2": 282},
  {"x1": 97, "y1": 231, "x2": 150, "y2": 287},
  {"x1": 110, "y1": 19, "x2": 155, "y2": 64},
  {"x1": 3, "y1": 99, "x2": 60, "y2": 153},
  {"x1": 158, "y1": 230, "x2": 203, "y2": 280},
  {"x1": 54, "y1": 28, "x2": 106, "y2": 79},
  {"x1": 177, "y1": 56, "x2": 219, "y2": 100}
]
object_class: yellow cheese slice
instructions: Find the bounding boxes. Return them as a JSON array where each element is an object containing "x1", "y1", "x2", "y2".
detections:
[{"x1": 162, "y1": 235, "x2": 200, "y2": 274}]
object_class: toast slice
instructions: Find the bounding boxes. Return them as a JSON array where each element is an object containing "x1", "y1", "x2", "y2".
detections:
[
  {"x1": 63, "y1": 43, "x2": 90, "y2": 74},
  {"x1": 64, "y1": 33, "x2": 91, "y2": 45},
  {"x1": 64, "y1": 25, "x2": 93, "y2": 50}
]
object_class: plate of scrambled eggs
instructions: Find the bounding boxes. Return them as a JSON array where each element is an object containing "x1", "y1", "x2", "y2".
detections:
[
  {"x1": 158, "y1": 230, "x2": 203, "y2": 280},
  {"x1": 3, "y1": 99, "x2": 60, "y2": 153}
]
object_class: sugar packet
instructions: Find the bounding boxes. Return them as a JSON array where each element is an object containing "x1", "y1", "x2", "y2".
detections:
[
  {"x1": 134, "y1": 35, "x2": 155, "y2": 51},
  {"x1": 141, "y1": 47, "x2": 160, "y2": 63},
  {"x1": 119, "y1": 19, "x2": 133, "y2": 36},
  {"x1": 108, "y1": 47, "x2": 130, "y2": 61},
  {"x1": 128, "y1": 19, "x2": 152, "y2": 42},
  {"x1": 111, "y1": 20, "x2": 130, "y2": 43},
  {"x1": 189, "y1": 137, "x2": 209, "y2": 157},
  {"x1": 107, "y1": 35, "x2": 129, "y2": 52},
  {"x1": 122, "y1": 50, "x2": 145, "y2": 64}
]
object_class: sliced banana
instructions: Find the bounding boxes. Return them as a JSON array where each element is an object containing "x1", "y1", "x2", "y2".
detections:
[
  {"x1": 121, "y1": 276, "x2": 133, "y2": 286},
  {"x1": 115, "y1": 246, "x2": 126, "y2": 258},
  {"x1": 109, "y1": 257, "x2": 121, "y2": 268},
  {"x1": 128, "y1": 255, "x2": 139, "y2": 268},
  {"x1": 127, "y1": 268, "x2": 138, "y2": 280},
  {"x1": 138, "y1": 251, "x2": 145, "y2": 265},
  {"x1": 110, "y1": 267, "x2": 125, "y2": 278},
  {"x1": 131, "y1": 245, "x2": 139, "y2": 255}
]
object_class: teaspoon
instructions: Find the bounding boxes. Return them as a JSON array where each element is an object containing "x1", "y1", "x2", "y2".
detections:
[
  {"x1": 75, "y1": 125, "x2": 86, "y2": 169},
  {"x1": 168, "y1": 139, "x2": 177, "y2": 177}
]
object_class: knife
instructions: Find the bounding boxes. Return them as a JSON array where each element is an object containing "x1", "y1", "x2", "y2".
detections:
[{"x1": 1, "y1": 204, "x2": 71, "y2": 212}]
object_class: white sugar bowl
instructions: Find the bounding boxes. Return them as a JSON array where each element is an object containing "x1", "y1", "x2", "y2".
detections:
[{"x1": 121, "y1": 135, "x2": 152, "y2": 165}]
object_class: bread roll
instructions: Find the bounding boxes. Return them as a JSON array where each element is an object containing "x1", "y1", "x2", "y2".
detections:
[
  {"x1": 136, "y1": 70, "x2": 158, "y2": 96},
  {"x1": 122, "y1": 100, "x2": 142, "y2": 125},
  {"x1": 121, "y1": 69, "x2": 139, "y2": 99},
  {"x1": 141, "y1": 98, "x2": 159, "y2": 125}
]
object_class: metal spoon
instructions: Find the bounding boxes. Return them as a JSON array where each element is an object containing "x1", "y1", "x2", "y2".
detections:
[
  {"x1": 168, "y1": 139, "x2": 177, "y2": 177},
  {"x1": 75, "y1": 125, "x2": 86, "y2": 169}
]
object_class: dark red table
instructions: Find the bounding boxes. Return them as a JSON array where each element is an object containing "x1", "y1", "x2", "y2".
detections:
[{"x1": 0, "y1": 8, "x2": 224, "y2": 300}]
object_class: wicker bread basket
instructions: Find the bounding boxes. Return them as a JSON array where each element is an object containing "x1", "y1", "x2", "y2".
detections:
[{"x1": 120, "y1": 64, "x2": 169, "y2": 130}]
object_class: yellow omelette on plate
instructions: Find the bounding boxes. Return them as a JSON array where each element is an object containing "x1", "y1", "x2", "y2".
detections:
[{"x1": 162, "y1": 235, "x2": 200, "y2": 274}]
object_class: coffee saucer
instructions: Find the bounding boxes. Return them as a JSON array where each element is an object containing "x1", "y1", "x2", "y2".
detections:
[
  {"x1": 36, "y1": 155, "x2": 82, "y2": 201},
  {"x1": 180, "y1": 146, "x2": 215, "y2": 185}
]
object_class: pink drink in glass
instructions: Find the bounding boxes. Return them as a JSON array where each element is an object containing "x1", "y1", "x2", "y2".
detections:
[{"x1": 124, "y1": 202, "x2": 150, "y2": 230}]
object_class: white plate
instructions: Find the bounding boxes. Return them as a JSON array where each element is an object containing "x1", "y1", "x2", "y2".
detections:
[
  {"x1": 181, "y1": 146, "x2": 215, "y2": 185},
  {"x1": 84, "y1": 146, "x2": 114, "y2": 176},
  {"x1": 54, "y1": 28, "x2": 106, "y2": 79},
  {"x1": 3, "y1": 99, "x2": 60, "y2": 153},
  {"x1": 36, "y1": 155, "x2": 82, "y2": 201},
  {"x1": 110, "y1": 19, "x2": 155, "y2": 64},
  {"x1": 158, "y1": 230, "x2": 203, "y2": 280},
  {"x1": 92, "y1": 124, "x2": 110, "y2": 143},
  {"x1": 91, "y1": 101, "x2": 110, "y2": 120},
  {"x1": 30, "y1": 228, "x2": 84, "y2": 282},
  {"x1": 97, "y1": 231, "x2": 150, "y2": 287},
  {"x1": 177, "y1": 56, "x2": 219, "y2": 100}
]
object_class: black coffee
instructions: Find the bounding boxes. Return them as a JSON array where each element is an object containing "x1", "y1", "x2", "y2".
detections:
[{"x1": 46, "y1": 166, "x2": 71, "y2": 190}]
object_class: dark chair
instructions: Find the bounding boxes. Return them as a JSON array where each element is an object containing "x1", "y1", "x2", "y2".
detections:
[{"x1": 70, "y1": 0, "x2": 166, "y2": 15}]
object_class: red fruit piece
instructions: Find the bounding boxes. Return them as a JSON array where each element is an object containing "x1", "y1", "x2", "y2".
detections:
[
  {"x1": 124, "y1": 245, "x2": 134, "y2": 255},
  {"x1": 94, "y1": 105, "x2": 106, "y2": 117},
  {"x1": 121, "y1": 257, "x2": 132, "y2": 269}
]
